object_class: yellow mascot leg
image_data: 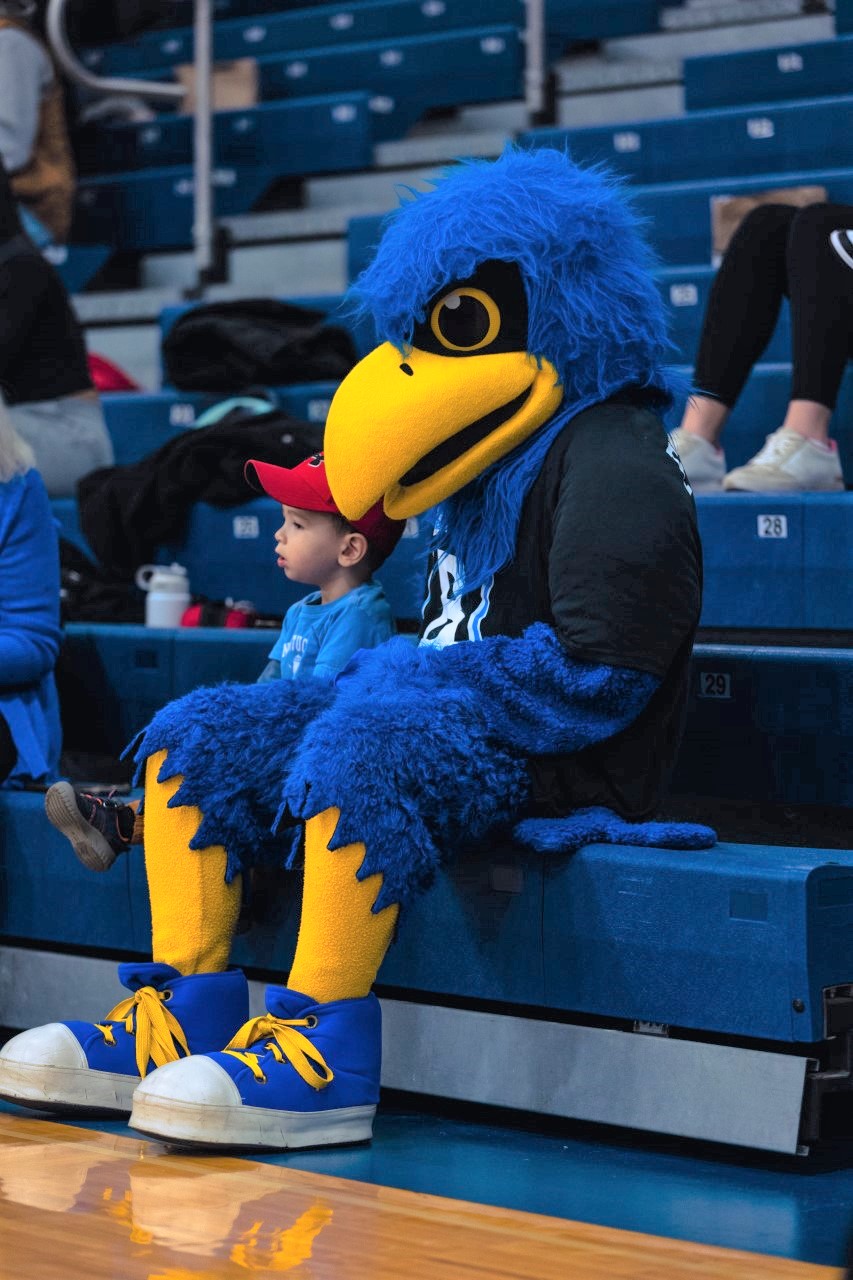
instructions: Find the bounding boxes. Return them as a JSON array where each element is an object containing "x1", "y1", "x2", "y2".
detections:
[
  {"x1": 287, "y1": 807, "x2": 399, "y2": 1003},
  {"x1": 144, "y1": 748, "x2": 242, "y2": 976}
]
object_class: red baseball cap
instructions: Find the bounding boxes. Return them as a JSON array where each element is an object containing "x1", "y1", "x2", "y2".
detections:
[{"x1": 245, "y1": 452, "x2": 406, "y2": 564}]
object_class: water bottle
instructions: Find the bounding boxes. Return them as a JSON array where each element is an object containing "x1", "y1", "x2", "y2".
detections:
[{"x1": 135, "y1": 563, "x2": 191, "y2": 628}]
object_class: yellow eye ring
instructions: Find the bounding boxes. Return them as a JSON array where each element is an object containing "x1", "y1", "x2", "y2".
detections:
[{"x1": 429, "y1": 287, "x2": 501, "y2": 352}]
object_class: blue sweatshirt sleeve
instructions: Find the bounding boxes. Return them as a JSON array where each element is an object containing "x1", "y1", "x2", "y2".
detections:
[{"x1": 0, "y1": 470, "x2": 61, "y2": 687}]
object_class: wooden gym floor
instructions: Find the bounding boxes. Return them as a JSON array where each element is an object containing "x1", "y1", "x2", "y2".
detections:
[{"x1": 1, "y1": 1099, "x2": 851, "y2": 1279}]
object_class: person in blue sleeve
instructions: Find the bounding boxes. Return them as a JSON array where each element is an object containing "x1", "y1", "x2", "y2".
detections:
[
  {"x1": 0, "y1": 402, "x2": 62, "y2": 790},
  {"x1": 44, "y1": 451, "x2": 405, "y2": 869}
]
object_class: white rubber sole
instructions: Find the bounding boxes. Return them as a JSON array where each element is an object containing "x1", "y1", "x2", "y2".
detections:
[
  {"x1": 130, "y1": 1094, "x2": 376, "y2": 1151},
  {"x1": 44, "y1": 781, "x2": 121, "y2": 872},
  {"x1": 0, "y1": 1059, "x2": 137, "y2": 1115}
]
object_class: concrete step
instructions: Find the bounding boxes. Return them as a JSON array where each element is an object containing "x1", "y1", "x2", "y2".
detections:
[
  {"x1": 608, "y1": 10, "x2": 832, "y2": 59},
  {"x1": 662, "y1": 0, "x2": 814, "y2": 27},
  {"x1": 555, "y1": 55, "x2": 682, "y2": 95},
  {"x1": 143, "y1": 235, "x2": 348, "y2": 292},
  {"x1": 557, "y1": 82, "x2": 683, "y2": 126}
]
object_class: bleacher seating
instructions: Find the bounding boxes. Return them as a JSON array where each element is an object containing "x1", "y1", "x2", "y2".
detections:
[
  {"x1": 633, "y1": 167, "x2": 853, "y2": 266},
  {"x1": 674, "y1": 644, "x2": 853, "y2": 810},
  {"x1": 6, "y1": 0, "x2": 852, "y2": 1135},
  {"x1": 43, "y1": 244, "x2": 111, "y2": 293},
  {"x1": 98, "y1": 386, "x2": 337, "y2": 465},
  {"x1": 80, "y1": 0, "x2": 528, "y2": 76},
  {"x1": 683, "y1": 35, "x2": 853, "y2": 112},
  {"x1": 836, "y1": 0, "x2": 853, "y2": 33},
  {"x1": 126, "y1": 26, "x2": 524, "y2": 143},
  {"x1": 82, "y1": 0, "x2": 662, "y2": 77},
  {"x1": 75, "y1": 93, "x2": 374, "y2": 176},
  {"x1": 51, "y1": 482, "x2": 853, "y2": 644},
  {"x1": 523, "y1": 95, "x2": 853, "y2": 188},
  {"x1": 75, "y1": 163, "x2": 276, "y2": 252}
]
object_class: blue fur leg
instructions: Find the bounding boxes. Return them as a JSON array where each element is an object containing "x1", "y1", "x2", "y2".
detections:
[
  {"x1": 127, "y1": 679, "x2": 336, "y2": 880},
  {"x1": 514, "y1": 807, "x2": 716, "y2": 853}
]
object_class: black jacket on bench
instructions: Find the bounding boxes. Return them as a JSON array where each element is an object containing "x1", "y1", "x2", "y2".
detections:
[{"x1": 77, "y1": 408, "x2": 322, "y2": 576}]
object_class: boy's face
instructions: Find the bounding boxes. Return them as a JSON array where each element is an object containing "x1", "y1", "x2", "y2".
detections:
[{"x1": 274, "y1": 505, "x2": 357, "y2": 588}]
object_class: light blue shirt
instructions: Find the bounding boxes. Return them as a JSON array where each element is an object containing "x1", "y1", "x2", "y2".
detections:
[{"x1": 260, "y1": 580, "x2": 395, "y2": 684}]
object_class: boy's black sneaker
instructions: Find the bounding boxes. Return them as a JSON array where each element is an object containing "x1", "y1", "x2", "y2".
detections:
[{"x1": 44, "y1": 781, "x2": 136, "y2": 872}]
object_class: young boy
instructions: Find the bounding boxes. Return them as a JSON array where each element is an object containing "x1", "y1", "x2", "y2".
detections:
[{"x1": 44, "y1": 451, "x2": 405, "y2": 871}]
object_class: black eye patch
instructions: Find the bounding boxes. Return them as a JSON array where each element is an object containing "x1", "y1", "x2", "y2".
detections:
[{"x1": 411, "y1": 259, "x2": 528, "y2": 358}]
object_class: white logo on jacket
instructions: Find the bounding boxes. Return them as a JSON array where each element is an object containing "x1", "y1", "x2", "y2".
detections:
[{"x1": 420, "y1": 552, "x2": 493, "y2": 648}]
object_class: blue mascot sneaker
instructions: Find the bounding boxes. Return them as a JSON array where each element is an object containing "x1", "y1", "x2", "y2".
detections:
[
  {"x1": 0, "y1": 963, "x2": 249, "y2": 1117},
  {"x1": 129, "y1": 985, "x2": 380, "y2": 1151}
]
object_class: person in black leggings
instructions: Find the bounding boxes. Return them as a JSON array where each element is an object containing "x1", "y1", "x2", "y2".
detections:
[{"x1": 671, "y1": 202, "x2": 849, "y2": 493}]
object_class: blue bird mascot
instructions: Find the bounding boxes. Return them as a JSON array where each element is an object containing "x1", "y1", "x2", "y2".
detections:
[{"x1": 0, "y1": 148, "x2": 714, "y2": 1150}]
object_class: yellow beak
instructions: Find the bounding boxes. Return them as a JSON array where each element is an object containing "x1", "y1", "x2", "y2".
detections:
[{"x1": 323, "y1": 342, "x2": 564, "y2": 520}]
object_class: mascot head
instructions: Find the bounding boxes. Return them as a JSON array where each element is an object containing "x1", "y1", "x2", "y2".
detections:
[{"x1": 324, "y1": 146, "x2": 675, "y2": 585}]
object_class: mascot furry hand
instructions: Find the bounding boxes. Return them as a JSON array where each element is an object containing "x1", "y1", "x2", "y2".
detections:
[{"x1": 0, "y1": 146, "x2": 714, "y2": 1155}]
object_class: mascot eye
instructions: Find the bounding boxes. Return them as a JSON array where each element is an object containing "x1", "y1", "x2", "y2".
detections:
[{"x1": 429, "y1": 287, "x2": 501, "y2": 352}]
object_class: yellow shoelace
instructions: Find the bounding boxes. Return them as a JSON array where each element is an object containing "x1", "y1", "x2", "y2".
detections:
[
  {"x1": 223, "y1": 1015, "x2": 334, "y2": 1091},
  {"x1": 95, "y1": 986, "x2": 190, "y2": 1079}
]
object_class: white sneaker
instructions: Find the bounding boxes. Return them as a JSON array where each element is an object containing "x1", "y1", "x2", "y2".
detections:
[
  {"x1": 723, "y1": 427, "x2": 845, "y2": 493},
  {"x1": 668, "y1": 428, "x2": 726, "y2": 493}
]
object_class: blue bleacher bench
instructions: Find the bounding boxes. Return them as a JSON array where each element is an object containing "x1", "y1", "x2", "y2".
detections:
[
  {"x1": 673, "y1": 645, "x2": 853, "y2": 809},
  {"x1": 80, "y1": 0, "x2": 527, "y2": 76},
  {"x1": 836, "y1": 0, "x2": 853, "y2": 34},
  {"x1": 632, "y1": 167, "x2": 853, "y2": 267},
  {"x1": 696, "y1": 494, "x2": 852, "y2": 632},
  {"x1": 75, "y1": 164, "x2": 276, "y2": 252},
  {"x1": 250, "y1": 26, "x2": 523, "y2": 142},
  {"x1": 8, "y1": 775, "x2": 847, "y2": 1050},
  {"x1": 43, "y1": 243, "x2": 111, "y2": 294},
  {"x1": 521, "y1": 96, "x2": 853, "y2": 189},
  {"x1": 546, "y1": 0, "x2": 662, "y2": 44},
  {"x1": 683, "y1": 36, "x2": 853, "y2": 113},
  {"x1": 98, "y1": 384, "x2": 340, "y2": 468},
  {"x1": 76, "y1": 93, "x2": 374, "y2": 178},
  {"x1": 3, "y1": 785, "x2": 852, "y2": 1151}
]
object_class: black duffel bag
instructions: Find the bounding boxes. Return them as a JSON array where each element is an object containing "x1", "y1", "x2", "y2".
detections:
[{"x1": 162, "y1": 298, "x2": 358, "y2": 392}]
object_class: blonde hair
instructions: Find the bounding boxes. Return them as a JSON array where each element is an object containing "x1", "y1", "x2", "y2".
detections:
[{"x1": 0, "y1": 400, "x2": 35, "y2": 483}]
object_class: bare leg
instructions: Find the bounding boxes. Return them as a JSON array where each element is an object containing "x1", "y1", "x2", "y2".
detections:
[
  {"x1": 781, "y1": 399, "x2": 832, "y2": 444},
  {"x1": 679, "y1": 394, "x2": 730, "y2": 446}
]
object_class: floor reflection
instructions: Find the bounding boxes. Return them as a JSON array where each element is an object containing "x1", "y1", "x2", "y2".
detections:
[{"x1": 0, "y1": 1122, "x2": 332, "y2": 1278}]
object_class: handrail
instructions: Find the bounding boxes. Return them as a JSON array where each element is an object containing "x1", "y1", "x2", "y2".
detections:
[
  {"x1": 524, "y1": 0, "x2": 546, "y2": 122},
  {"x1": 45, "y1": 0, "x2": 217, "y2": 292},
  {"x1": 45, "y1": 0, "x2": 185, "y2": 102}
]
